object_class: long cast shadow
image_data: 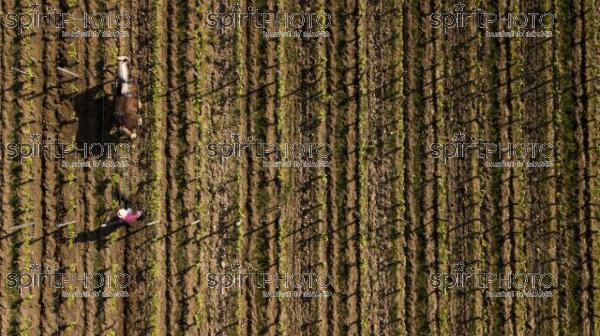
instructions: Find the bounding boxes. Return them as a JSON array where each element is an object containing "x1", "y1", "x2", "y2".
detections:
[
  {"x1": 73, "y1": 216, "x2": 125, "y2": 247},
  {"x1": 71, "y1": 83, "x2": 114, "y2": 146}
]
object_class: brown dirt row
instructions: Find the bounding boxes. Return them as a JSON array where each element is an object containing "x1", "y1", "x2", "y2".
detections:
[
  {"x1": 152, "y1": 0, "x2": 202, "y2": 333},
  {"x1": 585, "y1": 0, "x2": 600, "y2": 332},
  {"x1": 264, "y1": 1, "x2": 282, "y2": 335},
  {"x1": 421, "y1": 0, "x2": 440, "y2": 334},
  {"x1": 2, "y1": 0, "x2": 600, "y2": 335},
  {"x1": 499, "y1": 1, "x2": 516, "y2": 334},
  {"x1": 0, "y1": 0, "x2": 11, "y2": 332},
  {"x1": 196, "y1": 0, "x2": 244, "y2": 334},
  {"x1": 361, "y1": 0, "x2": 399, "y2": 332},
  {"x1": 3, "y1": 8, "x2": 22, "y2": 336},
  {"x1": 78, "y1": 0, "x2": 102, "y2": 333},
  {"x1": 237, "y1": 0, "x2": 255, "y2": 331},
  {"x1": 169, "y1": 0, "x2": 200, "y2": 332},
  {"x1": 477, "y1": 1, "x2": 499, "y2": 334},
  {"x1": 121, "y1": 0, "x2": 159, "y2": 333},
  {"x1": 37, "y1": 1, "x2": 59, "y2": 333},
  {"x1": 571, "y1": 0, "x2": 596, "y2": 334},
  {"x1": 239, "y1": 1, "x2": 278, "y2": 334},
  {"x1": 56, "y1": 0, "x2": 92, "y2": 333},
  {"x1": 314, "y1": 0, "x2": 331, "y2": 334},
  {"x1": 0, "y1": 0, "x2": 17, "y2": 335},
  {"x1": 163, "y1": 0, "x2": 182, "y2": 331},
  {"x1": 102, "y1": 0, "x2": 126, "y2": 333},
  {"x1": 401, "y1": 1, "x2": 420, "y2": 334},
  {"x1": 13, "y1": 0, "x2": 36, "y2": 333},
  {"x1": 28, "y1": 1, "x2": 46, "y2": 334},
  {"x1": 281, "y1": 0, "x2": 327, "y2": 334},
  {"x1": 521, "y1": 0, "x2": 558, "y2": 334},
  {"x1": 328, "y1": 0, "x2": 363, "y2": 334}
]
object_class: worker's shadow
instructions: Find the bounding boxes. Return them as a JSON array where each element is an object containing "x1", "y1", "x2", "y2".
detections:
[
  {"x1": 73, "y1": 189, "x2": 143, "y2": 246},
  {"x1": 71, "y1": 83, "x2": 115, "y2": 146},
  {"x1": 73, "y1": 216, "x2": 125, "y2": 247}
]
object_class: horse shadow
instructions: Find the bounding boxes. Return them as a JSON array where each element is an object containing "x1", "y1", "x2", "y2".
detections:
[{"x1": 71, "y1": 83, "x2": 116, "y2": 146}]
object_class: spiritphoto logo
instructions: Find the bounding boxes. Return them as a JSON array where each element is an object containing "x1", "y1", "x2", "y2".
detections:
[
  {"x1": 429, "y1": 131, "x2": 554, "y2": 168},
  {"x1": 2, "y1": 2, "x2": 130, "y2": 36},
  {"x1": 207, "y1": 133, "x2": 332, "y2": 168},
  {"x1": 1, "y1": 132, "x2": 131, "y2": 165},
  {"x1": 5, "y1": 261, "x2": 130, "y2": 297},
  {"x1": 430, "y1": 2, "x2": 554, "y2": 38},
  {"x1": 207, "y1": 2, "x2": 331, "y2": 38},
  {"x1": 429, "y1": 262, "x2": 554, "y2": 298},
  {"x1": 207, "y1": 262, "x2": 332, "y2": 298}
]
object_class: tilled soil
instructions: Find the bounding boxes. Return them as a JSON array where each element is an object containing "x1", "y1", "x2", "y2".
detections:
[{"x1": 0, "y1": 0, "x2": 599, "y2": 335}]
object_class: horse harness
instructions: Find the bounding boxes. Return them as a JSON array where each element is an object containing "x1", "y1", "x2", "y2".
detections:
[{"x1": 115, "y1": 79, "x2": 139, "y2": 122}]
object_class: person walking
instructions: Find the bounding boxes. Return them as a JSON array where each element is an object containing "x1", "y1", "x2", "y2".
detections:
[{"x1": 117, "y1": 208, "x2": 142, "y2": 224}]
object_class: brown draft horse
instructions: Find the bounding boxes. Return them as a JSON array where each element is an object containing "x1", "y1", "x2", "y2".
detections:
[{"x1": 107, "y1": 56, "x2": 142, "y2": 140}]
